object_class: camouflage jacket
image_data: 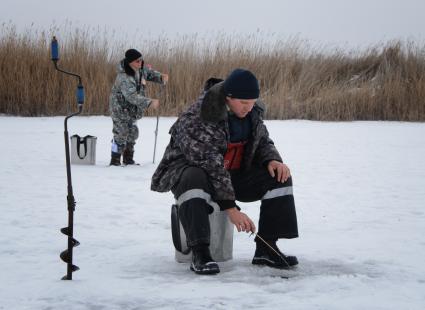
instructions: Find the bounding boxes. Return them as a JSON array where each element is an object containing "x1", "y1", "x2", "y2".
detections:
[
  {"x1": 151, "y1": 82, "x2": 282, "y2": 202},
  {"x1": 109, "y1": 60, "x2": 163, "y2": 121}
]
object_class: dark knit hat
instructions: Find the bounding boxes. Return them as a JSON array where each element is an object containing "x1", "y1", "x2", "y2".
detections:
[
  {"x1": 223, "y1": 68, "x2": 260, "y2": 99},
  {"x1": 125, "y1": 49, "x2": 142, "y2": 63}
]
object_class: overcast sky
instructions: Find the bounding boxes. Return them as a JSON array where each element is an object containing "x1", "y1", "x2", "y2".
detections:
[{"x1": 1, "y1": 0, "x2": 424, "y2": 49}]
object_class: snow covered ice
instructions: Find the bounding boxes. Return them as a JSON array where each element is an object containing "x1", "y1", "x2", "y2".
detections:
[{"x1": 0, "y1": 116, "x2": 424, "y2": 309}]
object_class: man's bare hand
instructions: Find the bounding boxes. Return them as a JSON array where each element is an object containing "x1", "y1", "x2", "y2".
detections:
[
  {"x1": 267, "y1": 160, "x2": 290, "y2": 183},
  {"x1": 226, "y1": 208, "x2": 256, "y2": 233}
]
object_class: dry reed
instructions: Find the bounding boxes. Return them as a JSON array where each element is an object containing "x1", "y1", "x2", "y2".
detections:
[{"x1": 1, "y1": 23, "x2": 424, "y2": 121}]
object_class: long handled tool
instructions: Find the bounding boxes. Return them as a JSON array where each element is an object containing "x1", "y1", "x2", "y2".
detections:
[
  {"x1": 51, "y1": 36, "x2": 84, "y2": 280},
  {"x1": 152, "y1": 109, "x2": 159, "y2": 164},
  {"x1": 153, "y1": 84, "x2": 165, "y2": 164}
]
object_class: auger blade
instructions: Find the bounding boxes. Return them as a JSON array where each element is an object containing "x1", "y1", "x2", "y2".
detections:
[
  {"x1": 60, "y1": 250, "x2": 70, "y2": 263},
  {"x1": 61, "y1": 264, "x2": 79, "y2": 280},
  {"x1": 61, "y1": 227, "x2": 70, "y2": 236},
  {"x1": 71, "y1": 264, "x2": 80, "y2": 272},
  {"x1": 72, "y1": 238, "x2": 80, "y2": 247}
]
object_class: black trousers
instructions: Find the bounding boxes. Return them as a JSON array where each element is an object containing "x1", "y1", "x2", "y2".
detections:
[{"x1": 172, "y1": 166, "x2": 299, "y2": 247}]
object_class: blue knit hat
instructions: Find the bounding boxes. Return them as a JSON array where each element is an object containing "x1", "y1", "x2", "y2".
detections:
[{"x1": 223, "y1": 69, "x2": 260, "y2": 99}]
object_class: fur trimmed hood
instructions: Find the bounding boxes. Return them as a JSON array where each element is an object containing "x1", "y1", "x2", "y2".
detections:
[{"x1": 200, "y1": 82, "x2": 227, "y2": 123}]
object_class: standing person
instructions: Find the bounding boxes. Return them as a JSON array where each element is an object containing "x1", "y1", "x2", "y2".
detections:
[
  {"x1": 109, "y1": 49, "x2": 168, "y2": 166},
  {"x1": 151, "y1": 69, "x2": 299, "y2": 275}
]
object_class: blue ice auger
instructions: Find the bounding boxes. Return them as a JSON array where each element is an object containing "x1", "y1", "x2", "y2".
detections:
[{"x1": 51, "y1": 36, "x2": 84, "y2": 280}]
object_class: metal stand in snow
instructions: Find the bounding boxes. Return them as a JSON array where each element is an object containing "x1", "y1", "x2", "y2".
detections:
[{"x1": 51, "y1": 36, "x2": 84, "y2": 280}]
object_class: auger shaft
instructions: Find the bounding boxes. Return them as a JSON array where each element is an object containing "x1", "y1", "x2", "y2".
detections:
[{"x1": 51, "y1": 36, "x2": 84, "y2": 280}]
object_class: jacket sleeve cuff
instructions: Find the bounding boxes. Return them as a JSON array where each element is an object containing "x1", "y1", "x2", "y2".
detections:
[{"x1": 216, "y1": 200, "x2": 240, "y2": 211}]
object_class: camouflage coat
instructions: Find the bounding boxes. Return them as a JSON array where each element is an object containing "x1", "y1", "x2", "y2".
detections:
[
  {"x1": 151, "y1": 82, "x2": 282, "y2": 202},
  {"x1": 109, "y1": 60, "x2": 163, "y2": 121}
]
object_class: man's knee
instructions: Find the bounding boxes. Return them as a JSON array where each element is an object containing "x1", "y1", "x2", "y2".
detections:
[
  {"x1": 262, "y1": 176, "x2": 293, "y2": 200},
  {"x1": 283, "y1": 176, "x2": 293, "y2": 187},
  {"x1": 178, "y1": 167, "x2": 210, "y2": 190},
  {"x1": 173, "y1": 167, "x2": 215, "y2": 214}
]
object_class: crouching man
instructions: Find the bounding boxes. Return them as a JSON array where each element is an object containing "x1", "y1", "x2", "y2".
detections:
[{"x1": 151, "y1": 69, "x2": 299, "y2": 275}]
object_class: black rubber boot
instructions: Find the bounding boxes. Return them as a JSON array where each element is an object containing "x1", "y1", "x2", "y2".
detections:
[
  {"x1": 252, "y1": 239, "x2": 298, "y2": 269},
  {"x1": 123, "y1": 149, "x2": 136, "y2": 165},
  {"x1": 109, "y1": 152, "x2": 121, "y2": 166},
  {"x1": 190, "y1": 245, "x2": 220, "y2": 275}
]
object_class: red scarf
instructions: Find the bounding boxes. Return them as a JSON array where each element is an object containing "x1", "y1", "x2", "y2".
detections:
[{"x1": 224, "y1": 142, "x2": 247, "y2": 170}]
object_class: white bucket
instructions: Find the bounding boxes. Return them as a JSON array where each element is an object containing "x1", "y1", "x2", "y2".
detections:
[
  {"x1": 70, "y1": 135, "x2": 97, "y2": 165},
  {"x1": 172, "y1": 203, "x2": 234, "y2": 263}
]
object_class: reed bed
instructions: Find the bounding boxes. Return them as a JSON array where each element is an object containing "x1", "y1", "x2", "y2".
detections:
[{"x1": 1, "y1": 23, "x2": 424, "y2": 120}]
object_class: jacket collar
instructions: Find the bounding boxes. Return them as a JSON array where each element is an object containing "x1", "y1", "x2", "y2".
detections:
[{"x1": 200, "y1": 82, "x2": 228, "y2": 123}]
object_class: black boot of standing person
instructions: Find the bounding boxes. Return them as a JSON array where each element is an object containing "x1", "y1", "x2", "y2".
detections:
[
  {"x1": 110, "y1": 152, "x2": 121, "y2": 166},
  {"x1": 123, "y1": 149, "x2": 136, "y2": 165}
]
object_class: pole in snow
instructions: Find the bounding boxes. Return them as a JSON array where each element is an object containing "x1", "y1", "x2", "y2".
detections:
[
  {"x1": 153, "y1": 84, "x2": 165, "y2": 164},
  {"x1": 51, "y1": 36, "x2": 84, "y2": 280},
  {"x1": 153, "y1": 111, "x2": 159, "y2": 164}
]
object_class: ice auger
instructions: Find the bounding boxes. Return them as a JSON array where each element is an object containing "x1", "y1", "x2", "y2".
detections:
[{"x1": 51, "y1": 36, "x2": 84, "y2": 280}]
